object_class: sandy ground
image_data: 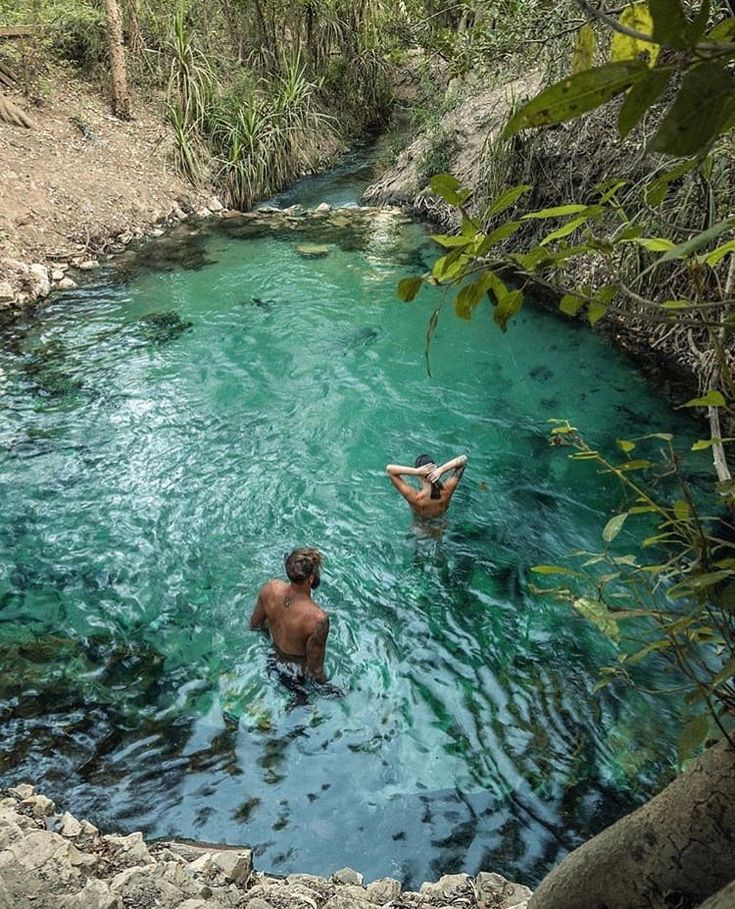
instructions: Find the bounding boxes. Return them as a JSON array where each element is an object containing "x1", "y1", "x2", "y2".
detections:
[{"x1": 0, "y1": 70, "x2": 210, "y2": 273}]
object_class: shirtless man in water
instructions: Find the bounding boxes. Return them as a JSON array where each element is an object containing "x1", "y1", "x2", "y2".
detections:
[
  {"x1": 386, "y1": 453, "x2": 468, "y2": 518},
  {"x1": 250, "y1": 548, "x2": 329, "y2": 682}
]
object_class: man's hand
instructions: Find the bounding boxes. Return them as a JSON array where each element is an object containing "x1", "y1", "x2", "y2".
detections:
[{"x1": 427, "y1": 467, "x2": 441, "y2": 483}]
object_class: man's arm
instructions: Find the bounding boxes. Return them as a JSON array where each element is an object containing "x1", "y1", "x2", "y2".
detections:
[
  {"x1": 250, "y1": 587, "x2": 267, "y2": 630},
  {"x1": 305, "y1": 614, "x2": 330, "y2": 682}
]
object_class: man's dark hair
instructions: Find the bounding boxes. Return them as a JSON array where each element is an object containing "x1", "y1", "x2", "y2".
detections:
[
  {"x1": 284, "y1": 548, "x2": 322, "y2": 587},
  {"x1": 415, "y1": 453, "x2": 443, "y2": 500}
]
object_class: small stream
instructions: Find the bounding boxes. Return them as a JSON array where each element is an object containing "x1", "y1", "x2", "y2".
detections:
[{"x1": 0, "y1": 146, "x2": 703, "y2": 886}]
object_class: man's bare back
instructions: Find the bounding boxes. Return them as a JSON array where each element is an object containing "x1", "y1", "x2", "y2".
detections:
[{"x1": 250, "y1": 548, "x2": 329, "y2": 682}]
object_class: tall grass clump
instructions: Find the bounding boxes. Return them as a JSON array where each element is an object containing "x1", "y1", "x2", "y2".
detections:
[{"x1": 166, "y1": 7, "x2": 219, "y2": 185}]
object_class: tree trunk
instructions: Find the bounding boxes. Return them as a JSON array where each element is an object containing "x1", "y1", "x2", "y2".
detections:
[
  {"x1": 103, "y1": 0, "x2": 132, "y2": 120},
  {"x1": 529, "y1": 740, "x2": 735, "y2": 909}
]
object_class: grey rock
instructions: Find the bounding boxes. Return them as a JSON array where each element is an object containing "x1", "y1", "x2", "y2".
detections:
[
  {"x1": 332, "y1": 869, "x2": 364, "y2": 886},
  {"x1": 419, "y1": 874, "x2": 470, "y2": 901},
  {"x1": 0, "y1": 877, "x2": 12, "y2": 909},
  {"x1": 314, "y1": 202, "x2": 332, "y2": 212},
  {"x1": 51, "y1": 268, "x2": 66, "y2": 281},
  {"x1": 208, "y1": 196, "x2": 224, "y2": 212},
  {"x1": 247, "y1": 899, "x2": 277, "y2": 909},
  {"x1": 286, "y1": 874, "x2": 334, "y2": 898},
  {"x1": 117, "y1": 232, "x2": 133, "y2": 244},
  {"x1": 57, "y1": 277, "x2": 78, "y2": 290},
  {"x1": 474, "y1": 872, "x2": 532, "y2": 908},
  {"x1": 149, "y1": 227, "x2": 165, "y2": 238},
  {"x1": 110, "y1": 864, "x2": 187, "y2": 905},
  {"x1": 59, "y1": 812, "x2": 84, "y2": 838},
  {"x1": 0, "y1": 281, "x2": 15, "y2": 302},
  {"x1": 0, "y1": 820, "x2": 26, "y2": 849},
  {"x1": 366, "y1": 878, "x2": 401, "y2": 904},
  {"x1": 78, "y1": 259, "x2": 99, "y2": 270},
  {"x1": 79, "y1": 819, "x2": 99, "y2": 836},
  {"x1": 179, "y1": 901, "x2": 218, "y2": 909},
  {"x1": 338, "y1": 885, "x2": 370, "y2": 900},
  {"x1": 59, "y1": 878, "x2": 122, "y2": 909},
  {"x1": 2, "y1": 829, "x2": 82, "y2": 884},
  {"x1": 323, "y1": 893, "x2": 373, "y2": 909}
]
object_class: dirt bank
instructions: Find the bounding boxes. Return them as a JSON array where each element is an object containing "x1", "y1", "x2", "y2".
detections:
[{"x1": 0, "y1": 70, "x2": 214, "y2": 306}]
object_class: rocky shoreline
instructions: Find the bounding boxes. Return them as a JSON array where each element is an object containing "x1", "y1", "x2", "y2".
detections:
[{"x1": 0, "y1": 783, "x2": 532, "y2": 909}]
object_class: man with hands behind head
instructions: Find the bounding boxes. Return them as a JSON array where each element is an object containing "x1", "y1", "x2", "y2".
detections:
[{"x1": 386, "y1": 453, "x2": 468, "y2": 518}]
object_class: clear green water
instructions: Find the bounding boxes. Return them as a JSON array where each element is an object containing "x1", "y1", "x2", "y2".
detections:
[{"x1": 0, "y1": 191, "x2": 702, "y2": 886}]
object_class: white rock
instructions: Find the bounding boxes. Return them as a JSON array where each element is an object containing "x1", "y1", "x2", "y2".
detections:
[
  {"x1": 323, "y1": 894, "x2": 373, "y2": 909},
  {"x1": 366, "y1": 878, "x2": 401, "y2": 904},
  {"x1": 57, "y1": 277, "x2": 78, "y2": 290},
  {"x1": 419, "y1": 874, "x2": 470, "y2": 900},
  {"x1": 208, "y1": 196, "x2": 224, "y2": 212},
  {"x1": 104, "y1": 831, "x2": 155, "y2": 865},
  {"x1": 195, "y1": 208, "x2": 212, "y2": 219},
  {"x1": 149, "y1": 228, "x2": 165, "y2": 238},
  {"x1": 189, "y1": 852, "x2": 215, "y2": 874},
  {"x1": 173, "y1": 206, "x2": 188, "y2": 221},
  {"x1": 178, "y1": 901, "x2": 213, "y2": 909},
  {"x1": 246, "y1": 899, "x2": 276, "y2": 909},
  {"x1": 5, "y1": 829, "x2": 82, "y2": 884},
  {"x1": 68, "y1": 842, "x2": 98, "y2": 869},
  {"x1": 315, "y1": 202, "x2": 332, "y2": 212},
  {"x1": 333, "y1": 869, "x2": 365, "y2": 887},
  {"x1": 339, "y1": 885, "x2": 370, "y2": 901},
  {"x1": 78, "y1": 260, "x2": 99, "y2": 270},
  {"x1": 80, "y1": 819, "x2": 99, "y2": 836},
  {"x1": 117, "y1": 232, "x2": 133, "y2": 244},
  {"x1": 59, "y1": 812, "x2": 83, "y2": 838},
  {"x1": 20, "y1": 793, "x2": 56, "y2": 817},
  {"x1": 210, "y1": 849, "x2": 252, "y2": 885},
  {"x1": 0, "y1": 821, "x2": 25, "y2": 849},
  {"x1": 28, "y1": 263, "x2": 51, "y2": 298},
  {"x1": 0, "y1": 281, "x2": 14, "y2": 302},
  {"x1": 51, "y1": 268, "x2": 66, "y2": 281},
  {"x1": 474, "y1": 872, "x2": 532, "y2": 908}
]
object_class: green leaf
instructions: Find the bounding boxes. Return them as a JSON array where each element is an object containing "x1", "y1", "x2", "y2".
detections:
[
  {"x1": 709, "y1": 655, "x2": 735, "y2": 691},
  {"x1": 703, "y1": 238, "x2": 735, "y2": 267},
  {"x1": 644, "y1": 159, "x2": 697, "y2": 206},
  {"x1": 617, "y1": 458, "x2": 654, "y2": 470},
  {"x1": 431, "y1": 234, "x2": 472, "y2": 249},
  {"x1": 540, "y1": 215, "x2": 588, "y2": 246},
  {"x1": 661, "y1": 299, "x2": 689, "y2": 309},
  {"x1": 503, "y1": 61, "x2": 650, "y2": 137},
  {"x1": 619, "y1": 68, "x2": 671, "y2": 137},
  {"x1": 588, "y1": 300, "x2": 607, "y2": 325},
  {"x1": 531, "y1": 564, "x2": 582, "y2": 576},
  {"x1": 691, "y1": 438, "x2": 716, "y2": 450},
  {"x1": 621, "y1": 236, "x2": 676, "y2": 252},
  {"x1": 493, "y1": 289, "x2": 523, "y2": 332},
  {"x1": 649, "y1": 0, "x2": 693, "y2": 48},
  {"x1": 673, "y1": 499, "x2": 691, "y2": 520},
  {"x1": 474, "y1": 220, "x2": 522, "y2": 255},
  {"x1": 660, "y1": 219, "x2": 735, "y2": 263},
  {"x1": 398, "y1": 276, "x2": 423, "y2": 302},
  {"x1": 454, "y1": 274, "x2": 493, "y2": 320},
  {"x1": 486, "y1": 272, "x2": 509, "y2": 304},
  {"x1": 683, "y1": 390, "x2": 726, "y2": 407},
  {"x1": 648, "y1": 62, "x2": 735, "y2": 157},
  {"x1": 706, "y1": 18, "x2": 735, "y2": 41},
  {"x1": 603, "y1": 512, "x2": 628, "y2": 542},
  {"x1": 669, "y1": 570, "x2": 733, "y2": 598},
  {"x1": 572, "y1": 23, "x2": 597, "y2": 73},
  {"x1": 677, "y1": 713, "x2": 710, "y2": 765},
  {"x1": 573, "y1": 597, "x2": 621, "y2": 642},
  {"x1": 523, "y1": 204, "x2": 589, "y2": 220},
  {"x1": 430, "y1": 173, "x2": 466, "y2": 206},
  {"x1": 611, "y1": 3, "x2": 660, "y2": 65},
  {"x1": 486, "y1": 184, "x2": 532, "y2": 218},
  {"x1": 560, "y1": 294, "x2": 586, "y2": 316},
  {"x1": 617, "y1": 439, "x2": 637, "y2": 453}
]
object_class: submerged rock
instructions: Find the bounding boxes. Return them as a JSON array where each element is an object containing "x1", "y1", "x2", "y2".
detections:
[
  {"x1": 296, "y1": 243, "x2": 331, "y2": 258},
  {"x1": 138, "y1": 310, "x2": 193, "y2": 345}
]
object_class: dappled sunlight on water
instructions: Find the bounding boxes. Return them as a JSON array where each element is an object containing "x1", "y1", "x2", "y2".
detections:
[{"x1": 0, "y1": 204, "x2": 702, "y2": 886}]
